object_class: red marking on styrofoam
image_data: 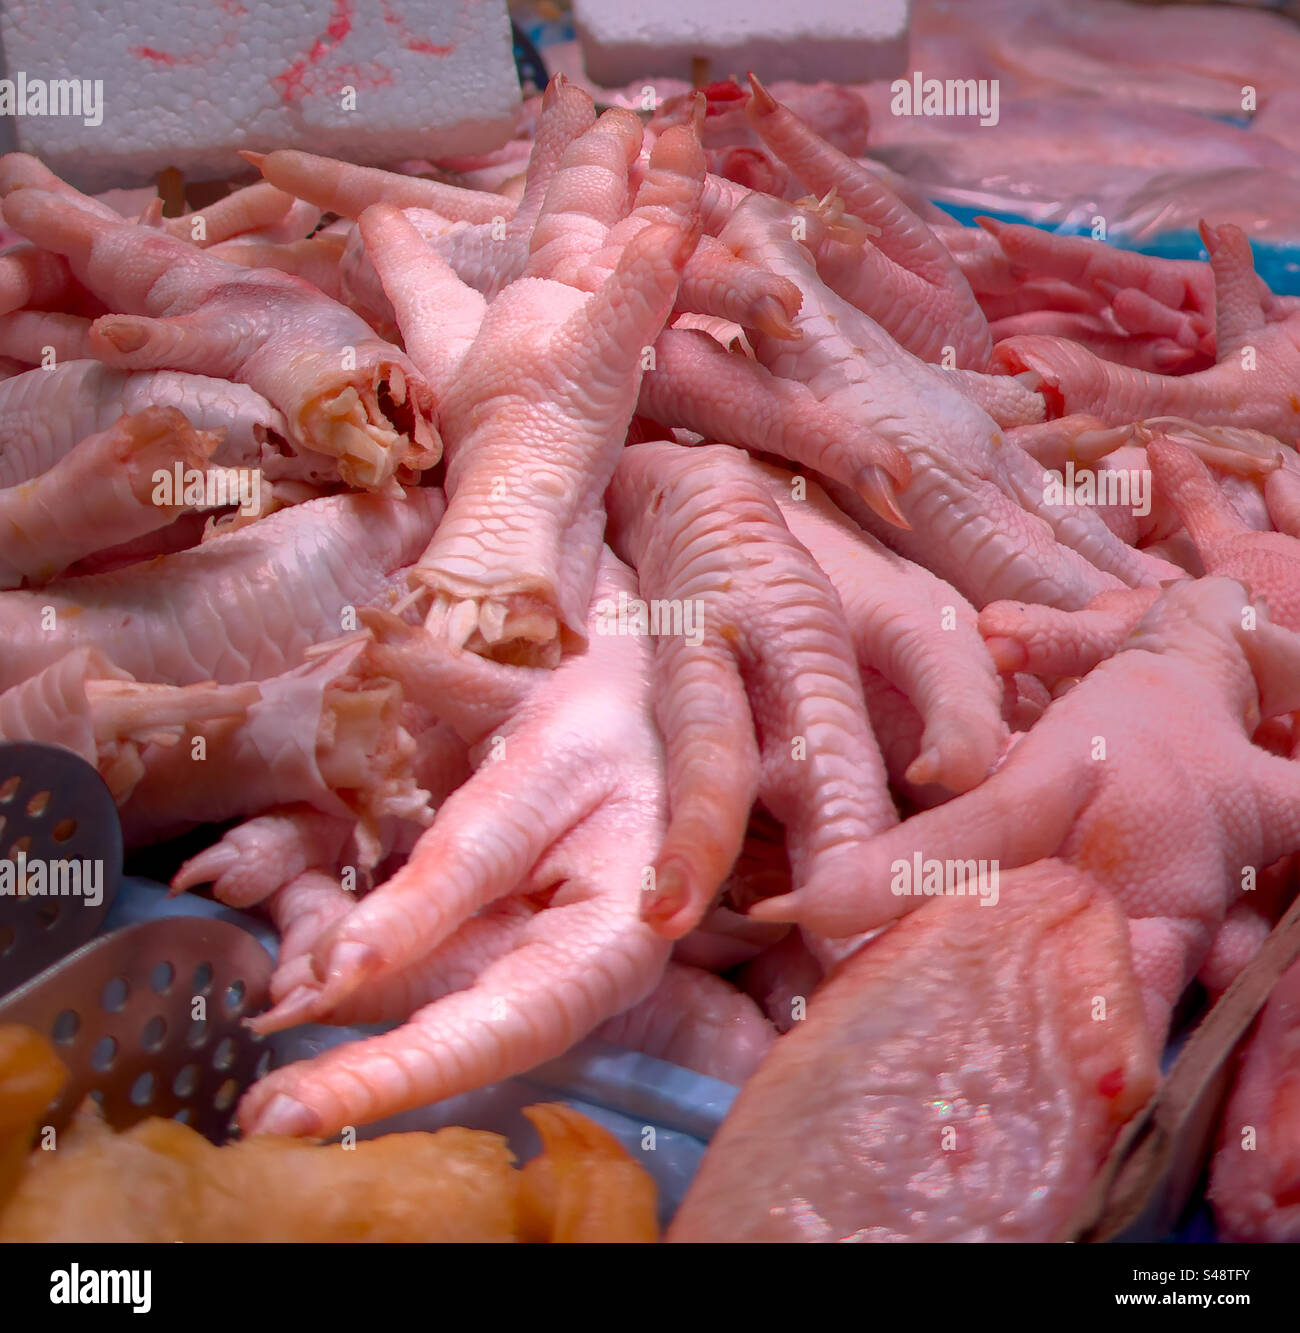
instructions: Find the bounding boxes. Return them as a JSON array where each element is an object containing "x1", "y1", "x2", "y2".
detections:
[
  {"x1": 130, "y1": 0, "x2": 246, "y2": 68},
  {"x1": 274, "y1": 0, "x2": 356, "y2": 102},
  {"x1": 380, "y1": 0, "x2": 454, "y2": 56}
]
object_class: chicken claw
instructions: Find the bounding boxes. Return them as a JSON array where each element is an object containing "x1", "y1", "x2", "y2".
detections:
[
  {"x1": 1, "y1": 182, "x2": 438, "y2": 490},
  {"x1": 607, "y1": 440, "x2": 896, "y2": 940},
  {"x1": 406, "y1": 116, "x2": 704, "y2": 663},
  {"x1": 236, "y1": 552, "x2": 673, "y2": 1137},
  {"x1": 756, "y1": 578, "x2": 1300, "y2": 1038}
]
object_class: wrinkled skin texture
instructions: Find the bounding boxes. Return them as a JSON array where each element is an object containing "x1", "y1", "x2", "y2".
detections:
[
  {"x1": 0, "y1": 647, "x2": 253, "y2": 803},
  {"x1": 0, "y1": 490, "x2": 443, "y2": 690},
  {"x1": 1209, "y1": 955, "x2": 1300, "y2": 1242},
  {"x1": 116, "y1": 641, "x2": 428, "y2": 856},
  {"x1": 343, "y1": 81, "x2": 799, "y2": 345},
  {"x1": 606, "y1": 441, "x2": 895, "y2": 940},
  {"x1": 400, "y1": 113, "x2": 704, "y2": 662},
  {"x1": 636, "y1": 325, "x2": 910, "y2": 522},
  {"x1": 979, "y1": 433, "x2": 1300, "y2": 677},
  {"x1": 246, "y1": 147, "x2": 513, "y2": 225},
  {"x1": 338, "y1": 76, "x2": 597, "y2": 323},
  {"x1": 173, "y1": 722, "x2": 471, "y2": 908},
  {"x1": 979, "y1": 586, "x2": 1159, "y2": 678},
  {"x1": 758, "y1": 465, "x2": 1007, "y2": 794},
  {"x1": 236, "y1": 553, "x2": 675, "y2": 1139},
  {"x1": 975, "y1": 218, "x2": 1219, "y2": 366},
  {"x1": 671, "y1": 860, "x2": 1158, "y2": 1242},
  {"x1": 0, "y1": 172, "x2": 439, "y2": 490},
  {"x1": 992, "y1": 223, "x2": 1300, "y2": 445},
  {"x1": 1147, "y1": 436, "x2": 1300, "y2": 629},
  {"x1": 593, "y1": 963, "x2": 776, "y2": 1085},
  {"x1": 754, "y1": 579, "x2": 1300, "y2": 1041},
  {"x1": 715, "y1": 191, "x2": 1173, "y2": 609},
  {"x1": 0, "y1": 360, "x2": 289, "y2": 489},
  {"x1": 745, "y1": 74, "x2": 993, "y2": 371},
  {"x1": 0, "y1": 407, "x2": 218, "y2": 588},
  {"x1": 176, "y1": 807, "x2": 355, "y2": 909},
  {"x1": 11, "y1": 74, "x2": 1300, "y2": 1253}
]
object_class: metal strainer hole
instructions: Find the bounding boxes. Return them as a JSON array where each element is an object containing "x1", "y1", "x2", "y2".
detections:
[
  {"x1": 51, "y1": 1009, "x2": 79, "y2": 1044},
  {"x1": 9, "y1": 836, "x2": 32, "y2": 859},
  {"x1": 101, "y1": 977, "x2": 129, "y2": 1013},
  {"x1": 0, "y1": 924, "x2": 13, "y2": 956},
  {"x1": 0, "y1": 776, "x2": 20, "y2": 803},
  {"x1": 185, "y1": 1020, "x2": 209, "y2": 1049},
  {"x1": 223, "y1": 980, "x2": 246, "y2": 1012},
  {"x1": 150, "y1": 961, "x2": 174, "y2": 994},
  {"x1": 89, "y1": 1089, "x2": 104, "y2": 1106},
  {"x1": 25, "y1": 790, "x2": 50, "y2": 817},
  {"x1": 90, "y1": 1036, "x2": 117, "y2": 1071},
  {"x1": 212, "y1": 1036, "x2": 237, "y2": 1071},
  {"x1": 214, "y1": 1078, "x2": 239, "y2": 1111},
  {"x1": 254, "y1": 1049, "x2": 273, "y2": 1079},
  {"x1": 35, "y1": 901, "x2": 61, "y2": 930},
  {"x1": 172, "y1": 1064, "x2": 200, "y2": 1098},
  {"x1": 173, "y1": 1107, "x2": 192, "y2": 1125},
  {"x1": 141, "y1": 1016, "x2": 166, "y2": 1052},
  {"x1": 129, "y1": 1072, "x2": 156, "y2": 1107},
  {"x1": 193, "y1": 962, "x2": 214, "y2": 994},
  {"x1": 51, "y1": 818, "x2": 76, "y2": 843}
]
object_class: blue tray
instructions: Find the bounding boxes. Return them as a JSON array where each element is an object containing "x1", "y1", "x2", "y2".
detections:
[{"x1": 102, "y1": 877, "x2": 736, "y2": 1227}]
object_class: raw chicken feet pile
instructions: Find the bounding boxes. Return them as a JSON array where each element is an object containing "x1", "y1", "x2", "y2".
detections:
[{"x1": 4, "y1": 60, "x2": 1300, "y2": 1244}]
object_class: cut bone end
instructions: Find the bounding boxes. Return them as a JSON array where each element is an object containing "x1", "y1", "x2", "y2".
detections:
[
  {"x1": 298, "y1": 361, "x2": 441, "y2": 491},
  {"x1": 416, "y1": 580, "x2": 570, "y2": 667}
]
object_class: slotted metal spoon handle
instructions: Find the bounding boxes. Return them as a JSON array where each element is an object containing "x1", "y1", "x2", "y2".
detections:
[{"x1": 0, "y1": 741, "x2": 123, "y2": 996}]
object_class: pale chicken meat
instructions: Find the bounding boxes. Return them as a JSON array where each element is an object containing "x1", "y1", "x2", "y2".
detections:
[{"x1": 2, "y1": 49, "x2": 1300, "y2": 1249}]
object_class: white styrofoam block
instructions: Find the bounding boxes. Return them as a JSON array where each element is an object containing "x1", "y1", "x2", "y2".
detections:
[
  {"x1": 0, "y1": 0, "x2": 521, "y2": 191},
  {"x1": 573, "y1": 0, "x2": 910, "y2": 88}
]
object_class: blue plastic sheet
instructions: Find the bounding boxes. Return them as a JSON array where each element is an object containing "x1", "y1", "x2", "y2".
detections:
[{"x1": 939, "y1": 201, "x2": 1300, "y2": 298}]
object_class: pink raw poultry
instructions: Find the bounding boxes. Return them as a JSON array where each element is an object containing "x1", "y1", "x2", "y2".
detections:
[
  {"x1": 979, "y1": 430, "x2": 1300, "y2": 676},
  {"x1": 755, "y1": 464, "x2": 1008, "y2": 795},
  {"x1": 992, "y1": 223, "x2": 1300, "y2": 444},
  {"x1": 635, "y1": 325, "x2": 912, "y2": 519},
  {"x1": 0, "y1": 648, "x2": 254, "y2": 801},
  {"x1": 754, "y1": 578, "x2": 1300, "y2": 1038},
  {"x1": 1209, "y1": 955, "x2": 1300, "y2": 1242},
  {"x1": 0, "y1": 490, "x2": 443, "y2": 689},
  {"x1": 0, "y1": 360, "x2": 291, "y2": 488},
  {"x1": 236, "y1": 552, "x2": 674, "y2": 1138},
  {"x1": 591, "y1": 962, "x2": 776, "y2": 1084},
  {"x1": 606, "y1": 440, "x2": 896, "y2": 939},
  {"x1": 115, "y1": 640, "x2": 429, "y2": 860},
  {"x1": 712, "y1": 190, "x2": 1173, "y2": 606},
  {"x1": 0, "y1": 407, "x2": 219, "y2": 588},
  {"x1": 0, "y1": 166, "x2": 439, "y2": 490},
  {"x1": 172, "y1": 723, "x2": 472, "y2": 910},
  {"x1": 336, "y1": 82, "x2": 799, "y2": 345},
  {"x1": 672, "y1": 859, "x2": 1158, "y2": 1241},
  {"x1": 399, "y1": 113, "x2": 704, "y2": 662},
  {"x1": 745, "y1": 74, "x2": 993, "y2": 371},
  {"x1": 4, "y1": 62, "x2": 1300, "y2": 1247}
]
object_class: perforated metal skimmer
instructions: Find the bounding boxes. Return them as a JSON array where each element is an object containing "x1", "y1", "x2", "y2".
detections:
[
  {"x1": 0, "y1": 915, "x2": 273, "y2": 1143},
  {"x1": 0, "y1": 741, "x2": 123, "y2": 996}
]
